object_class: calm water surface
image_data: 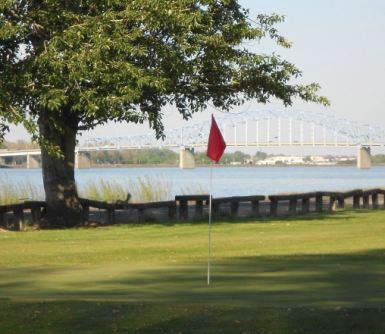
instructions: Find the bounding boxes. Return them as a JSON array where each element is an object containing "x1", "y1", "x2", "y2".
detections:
[{"x1": 1, "y1": 166, "x2": 385, "y2": 197}]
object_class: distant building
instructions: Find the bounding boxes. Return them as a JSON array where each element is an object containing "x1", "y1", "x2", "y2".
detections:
[
  {"x1": 255, "y1": 155, "x2": 355, "y2": 166},
  {"x1": 255, "y1": 156, "x2": 305, "y2": 166}
]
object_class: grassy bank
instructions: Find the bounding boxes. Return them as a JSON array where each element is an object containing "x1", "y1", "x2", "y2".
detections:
[{"x1": 1, "y1": 211, "x2": 385, "y2": 333}]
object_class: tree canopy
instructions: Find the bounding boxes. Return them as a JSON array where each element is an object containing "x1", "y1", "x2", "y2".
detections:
[
  {"x1": 0, "y1": 0, "x2": 328, "y2": 226},
  {"x1": 1, "y1": 0, "x2": 327, "y2": 143}
]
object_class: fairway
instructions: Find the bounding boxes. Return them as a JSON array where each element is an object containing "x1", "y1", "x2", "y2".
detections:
[{"x1": 2, "y1": 211, "x2": 385, "y2": 333}]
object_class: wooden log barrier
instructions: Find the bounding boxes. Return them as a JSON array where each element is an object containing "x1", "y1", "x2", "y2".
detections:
[
  {"x1": 79, "y1": 198, "x2": 116, "y2": 224},
  {"x1": 379, "y1": 190, "x2": 385, "y2": 209},
  {"x1": 353, "y1": 194, "x2": 361, "y2": 209},
  {"x1": 363, "y1": 189, "x2": 382, "y2": 210},
  {"x1": 135, "y1": 201, "x2": 177, "y2": 222},
  {"x1": 1, "y1": 188, "x2": 385, "y2": 230},
  {"x1": 289, "y1": 199, "x2": 297, "y2": 215},
  {"x1": 337, "y1": 197, "x2": 345, "y2": 209},
  {"x1": 196, "y1": 200, "x2": 204, "y2": 219},
  {"x1": 230, "y1": 201, "x2": 239, "y2": 218},
  {"x1": 373, "y1": 193, "x2": 379, "y2": 209},
  {"x1": 269, "y1": 193, "x2": 317, "y2": 216},
  {"x1": 211, "y1": 197, "x2": 234, "y2": 217},
  {"x1": 14, "y1": 209, "x2": 24, "y2": 231},
  {"x1": 106, "y1": 207, "x2": 115, "y2": 224},
  {"x1": 251, "y1": 200, "x2": 260, "y2": 215},
  {"x1": 335, "y1": 190, "x2": 363, "y2": 210},
  {"x1": 82, "y1": 204, "x2": 90, "y2": 221},
  {"x1": 212, "y1": 196, "x2": 265, "y2": 218},
  {"x1": 315, "y1": 193, "x2": 323, "y2": 213},
  {"x1": 302, "y1": 198, "x2": 310, "y2": 214},
  {"x1": 24, "y1": 201, "x2": 46, "y2": 222},
  {"x1": 329, "y1": 195, "x2": 336, "y2": 211},
  {"x1": 4, "y1": 203, "x2": 25, "y2": 231},
  {"x1": 0, "y1": 206, "x2": 6, "y2": 228},
  {"x1": 270, "y1": 199, "x2": 278, "y2": 217},
  {"x1": 175, "y1": 195, "x2": 210, "y2": 220}
]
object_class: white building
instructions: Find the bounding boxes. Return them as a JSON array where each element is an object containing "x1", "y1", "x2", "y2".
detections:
[{"x1": 255, "y1": 156, "x2": 305, "y2": 166}]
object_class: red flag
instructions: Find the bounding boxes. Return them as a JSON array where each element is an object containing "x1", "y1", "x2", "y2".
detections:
[{"x1": 207, "y1": 115, "x2": 226, "y2": 162}]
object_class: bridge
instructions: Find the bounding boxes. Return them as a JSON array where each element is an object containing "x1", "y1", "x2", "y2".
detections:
[{"x1": 1, "y1": 109, "x2": 385, "y2": 169}]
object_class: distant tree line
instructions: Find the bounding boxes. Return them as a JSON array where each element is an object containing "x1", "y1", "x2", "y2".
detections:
[
  {"x1": 90, "y1": 149, "x2": 269, "y2": 166},
  {"x1": 91, "y1": 148, "x2": 179, "y2": 165},
  {"x1": 372, "y1": 155, "x2": 385, "y2": 165}
]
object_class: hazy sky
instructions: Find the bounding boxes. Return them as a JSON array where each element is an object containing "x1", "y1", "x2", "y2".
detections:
[{"x1": 6, "y1": 0, "x2": 385, "y2": 145}]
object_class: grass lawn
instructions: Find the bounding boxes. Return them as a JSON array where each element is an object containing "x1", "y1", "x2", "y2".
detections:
[{"x1": 1, "y1": 210, "x2": 385, "y2": 333}]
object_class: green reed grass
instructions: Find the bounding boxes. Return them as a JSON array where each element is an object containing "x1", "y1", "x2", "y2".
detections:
[
  {"x1": 0, "y1": 174, "x2": 206, "y2": 205},
  {"x1": 0, "y1": 176, "x2": 44, "y2": 204},
  {"x1": 80, "y1": 178, "x2": 128, "y2": 203},
  {"x1": 79, "y1": 175, "x2": 173, "y2": 203}
]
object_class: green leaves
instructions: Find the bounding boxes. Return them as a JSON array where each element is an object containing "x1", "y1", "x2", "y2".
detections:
[{"x1": 0, "y1": 0, "x2": 328, "y2": 143}]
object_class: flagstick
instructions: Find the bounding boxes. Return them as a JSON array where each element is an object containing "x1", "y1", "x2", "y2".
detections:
[{"x1": 207, "y1": 162, "x2": 213, "y2": 286}]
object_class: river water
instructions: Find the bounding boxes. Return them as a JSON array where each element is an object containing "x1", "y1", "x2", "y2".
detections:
[{"x1": 1, "y1": 166, "x2": 385, "y2": 198}]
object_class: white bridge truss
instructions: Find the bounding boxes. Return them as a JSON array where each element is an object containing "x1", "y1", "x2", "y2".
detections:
[{"x1": 82, "y1": 109, "x2": 385, "y2": 151}]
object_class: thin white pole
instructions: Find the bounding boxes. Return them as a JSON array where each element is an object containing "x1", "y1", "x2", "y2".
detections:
[{"x1": 207, "y1": 163, "x2": 213, "y2": 285}]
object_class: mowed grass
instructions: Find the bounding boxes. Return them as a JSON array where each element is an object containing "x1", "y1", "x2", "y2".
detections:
[{"x1": 2, "y1": 211, "x2": 385, "y2": 333}]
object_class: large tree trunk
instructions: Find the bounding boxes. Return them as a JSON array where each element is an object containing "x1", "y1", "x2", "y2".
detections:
[{"x1": 39, "y1": 116, "x2": 83, "y2": 228}]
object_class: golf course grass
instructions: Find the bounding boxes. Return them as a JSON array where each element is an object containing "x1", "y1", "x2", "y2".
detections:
[{"x1": 1, "y1": 210, "x2": 385, "y2": 333}]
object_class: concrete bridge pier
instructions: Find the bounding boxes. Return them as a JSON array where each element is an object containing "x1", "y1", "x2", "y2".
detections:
[
  {"x1": 357, "y1": 146, "x2": 371, "y2": 169},
  {"x1": 75, "y1": 152, "x2": 91, "y2": 169},
  {"x1": 179, "y1": 147, "x2": 195, "y2": 169},
  {"x1": 26, "y1": 154, "x2": 40, "y2": 169}
]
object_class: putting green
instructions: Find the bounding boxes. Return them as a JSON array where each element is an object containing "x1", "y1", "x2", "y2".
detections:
[{"x1": 1, "y1": 211, "x2": 385, "y2": 333}]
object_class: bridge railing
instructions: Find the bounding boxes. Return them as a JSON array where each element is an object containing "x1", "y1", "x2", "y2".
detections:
[{"x1": 0, "y1": 188, "x2": 384, "y2": 230}]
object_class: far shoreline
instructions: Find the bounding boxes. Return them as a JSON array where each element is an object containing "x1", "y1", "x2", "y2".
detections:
[{"x1": 3, "y1": 163, "x2": 385, "y2": 169}]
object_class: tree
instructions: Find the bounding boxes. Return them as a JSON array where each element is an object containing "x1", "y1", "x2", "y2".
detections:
[
  {"x1": 254, "y1": 151, "x2": 268, "y2": 161},
  {"x1": 0, "y1": 0, "x2": 328, "y2": 227}
]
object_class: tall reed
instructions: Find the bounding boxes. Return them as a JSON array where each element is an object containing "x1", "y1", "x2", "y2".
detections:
[
  {"x1": 79, "y1": 175, "x2": 173, "y2": 203},
  {"x1": 0, "y1": 174, "x2": 206, "y2": 205},
  {"x1": 0, "y1": 176, "x2": 44, "y2": 204}
]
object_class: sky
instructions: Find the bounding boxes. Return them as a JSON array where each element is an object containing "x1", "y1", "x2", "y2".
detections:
[{"x1": 6, "y1": 0, "x2": 385, "y2": 152}]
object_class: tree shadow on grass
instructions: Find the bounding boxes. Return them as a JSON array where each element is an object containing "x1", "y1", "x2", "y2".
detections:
[
  {"x1": 2, "y1": 249, "x2": 385, "y2": 333},
  {"x1": 1, "y1": 249, "x2": 385, "y2": 307},
  {"x1": 2, "y1": 301, "x2": 385, "y2": 334},
  {"x1": 117, "y1": 209, "x2": 368, "y2": 228}
]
